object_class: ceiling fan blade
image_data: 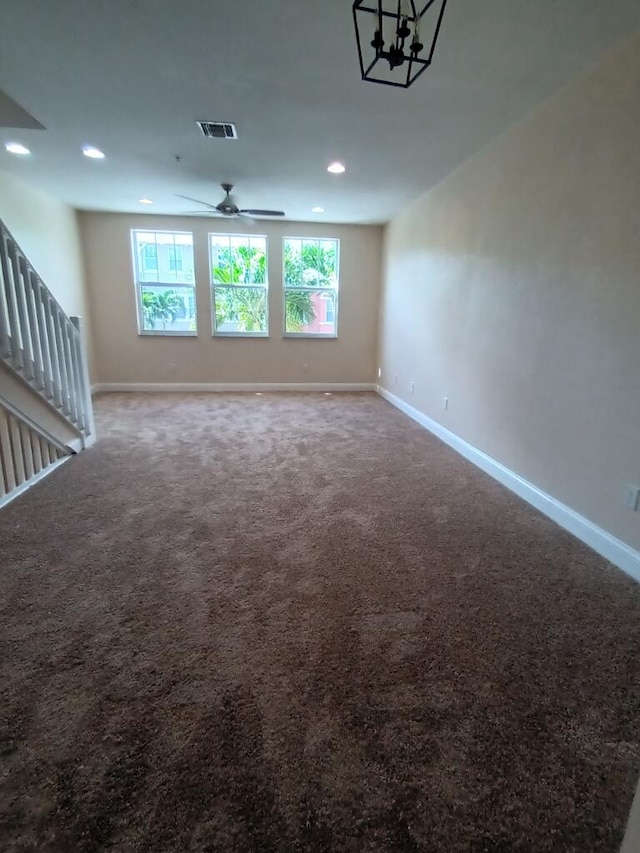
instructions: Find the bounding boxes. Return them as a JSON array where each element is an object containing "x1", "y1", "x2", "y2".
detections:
[
  {"x1": 181, "y1": 209, "x2": 222, "y2": 215},
  {"x1": 240, "y1": 209, "x2": 285, "y2": 217},
  {"x1": 176, "y1": 193, "x2": 219, "y2": 210}
]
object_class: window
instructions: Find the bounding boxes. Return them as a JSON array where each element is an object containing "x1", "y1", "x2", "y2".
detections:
[
  {"x1": 132, "y1": 230, "x2": 196, "y2": 335},
  {"x1": 168, "y1": 245, "x2": 183, "y2": 273},
  {"x1": 283, "y1": 238, "x2": 339, "y2": 336},
  {"x1": 210, "y1": 233, "x2": 268, "y2": 335},
  {"x1": 141, "y1": 243, "x2": 158, "y2": 273},
  {"x1": 323, "y1": 294, "x2": 335, "y2": 324}
]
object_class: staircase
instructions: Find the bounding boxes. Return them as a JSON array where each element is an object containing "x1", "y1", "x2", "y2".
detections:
[
  {"x1": 0, "y1": 395, "x2": 72, "y2": 509},
  {"x1": 0, "y1": 217, "x2": 94, "y2": 508}
]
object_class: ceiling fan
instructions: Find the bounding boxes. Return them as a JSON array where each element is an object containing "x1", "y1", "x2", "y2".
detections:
[{"x1": 178, "y1": 183, "x2": 285, "y2": 218}]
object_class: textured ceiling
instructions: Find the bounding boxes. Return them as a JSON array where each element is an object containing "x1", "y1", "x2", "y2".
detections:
[{"x1": 0, "y1": 0, "x2": 639, "y2": 223}]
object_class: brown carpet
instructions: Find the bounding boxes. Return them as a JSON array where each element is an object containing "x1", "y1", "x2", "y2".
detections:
[{"x1": 1, "y1": 392, "x2": 639, "y2": 852}]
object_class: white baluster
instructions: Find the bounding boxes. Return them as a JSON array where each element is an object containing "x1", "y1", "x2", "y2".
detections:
[
  {"x1": 33, "y1": 278, "x2": 55, "y2": 400},
  {"x1": 20, "y1": 422, "x2": 34, "y2": 481},
  {"x1": 8, "y1": 414, "x2": 26, "y2": 487},
  {"x1": 67, "y1": 325, "x2": 85, "y2": 431},
  {"x1": 52, "y1": 308, "x2": 71, "y2": 416},
  {"x1": 0, "y1": 229, "x2": 12, "y2": 359},
  {"x1": 44, "y1": 296, "x2": 63, "y2": 408},
  {"x1": 31, "y1": 429, "x2": 43, "y2": 473},
  {"x1": 70, "y1": 316, "x2": 96, "y2": 444},
  {"x1": 39, "y1": 435, "x2": 51, "y2": 467},
  {"x1": 2, "y1": 234, "x2": 23, "y2": 368},
  {"x1": 22, "y1": 262, "x2": 45, "y2": 390},
  {"x1": 11, "y1": 251, "x2": 36, "y2": 380},
  {"x1": 0, "y1": 409, "x2": 16, "y2": 493}
]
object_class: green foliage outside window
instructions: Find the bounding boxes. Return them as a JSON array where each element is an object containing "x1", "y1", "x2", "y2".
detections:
[
  {"x1": 283, "y1": 241, "x2": 337, "y2": 288},
  {"x1": 212, "y1": 244, "x2": 268, "y2": 333},
  {"x1": 142, "y1": 290, "x2": 184, "y2": 330},
  {"x1": 283, "y1": 240, "x2": 338, "y2": 333}
]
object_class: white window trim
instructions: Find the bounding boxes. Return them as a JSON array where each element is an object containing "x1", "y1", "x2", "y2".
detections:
[
  {"x1": 131, "y1": 229, "x2": 197, "y2": 337},
  {"x1": 282, "y1": 237, "x2": 340, "y2": 339},
  {"x1": 209, "y1": 233, "x2": 269, "y2": 337}
]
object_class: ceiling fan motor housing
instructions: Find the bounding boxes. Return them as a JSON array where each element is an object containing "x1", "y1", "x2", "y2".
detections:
[
  {"x1": 217, "y1": 201, "x2": 239, "y2": 215},
  {"x1": 217, "y1": 184, "x2": 240, "y2": 215}
]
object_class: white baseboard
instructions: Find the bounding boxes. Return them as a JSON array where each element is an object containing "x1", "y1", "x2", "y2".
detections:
[
  {"x1": 378, "y1": 386, "x2": 640, "y2": 583},
  {"x1": 92, "y1": 382, "x2": 376, "y2": 394},
  {"x1": 0, "y1": 456, "x2": 69, "y2": 512}
]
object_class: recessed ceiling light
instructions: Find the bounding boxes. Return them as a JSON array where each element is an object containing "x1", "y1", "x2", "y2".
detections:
[
  {"x1": 82, "y1": 145, "x2": 105, "y2": 159},
  {"x1": 5, "y1": 142, "x2": 30, "y2": 155},
  {"x1": 311, "y1": 206, "x2": 325, "y2": 213},
  {"x1": 327, "y1": 161, "x2": 346, "y2": 174},
  {"x1": 138, "y1": 198, "x2": 154, "y2": 205}
]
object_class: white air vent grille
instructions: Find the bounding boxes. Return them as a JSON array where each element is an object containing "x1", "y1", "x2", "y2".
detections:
[{"x1": 196, "y1": 121, "x2": 238, "y2": 140}]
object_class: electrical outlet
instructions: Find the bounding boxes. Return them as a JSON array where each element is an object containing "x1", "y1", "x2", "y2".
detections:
[
  {"x1": 394, "y1": 375, "x2": 398, "y2": 385},
  {"x1": 443, "y1": 397, "x2": 449, "y2": 410},
  {"x1": 409, "y1": 381, "x2": 415, "y2": 394},
  {"x1": 626, "y1": 485, "x2": 640, "y2": 511}
]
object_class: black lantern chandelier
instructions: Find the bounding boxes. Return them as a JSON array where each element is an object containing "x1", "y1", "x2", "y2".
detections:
[{"x1": 352, "y1": 0, "x2": 448, "y2": 88}]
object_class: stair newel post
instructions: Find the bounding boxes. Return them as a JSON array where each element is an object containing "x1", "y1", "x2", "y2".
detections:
[{"x1": 70, "y1": 316, "x2": 96, "y2": 448}]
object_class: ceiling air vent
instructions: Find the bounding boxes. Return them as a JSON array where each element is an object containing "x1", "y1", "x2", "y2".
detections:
[{"x1": 196, "y1": 121, "x2": 238, "y2": 140}]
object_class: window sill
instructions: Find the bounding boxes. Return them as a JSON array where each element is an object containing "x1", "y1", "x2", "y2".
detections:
[
  {"x1": 138, "y1": 330, "x2": 197, "y2": 337},
  {"x1": 283, "y1": 333, "x2": 338, "y2": 339},
  {"x1": 213, "y1": 332, "x2": 270, "y2": 339}
]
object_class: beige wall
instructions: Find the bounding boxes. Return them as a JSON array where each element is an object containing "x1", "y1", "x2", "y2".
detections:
[
  {"x1": 0, "y1": 170, "x2": 88, "y2": 320},
  {"x1": 79, "y1": 212, "x2": 382, "y2": 385},
  {"x1": 379, "y1": 31, "x2": 640, "y2": 554}
]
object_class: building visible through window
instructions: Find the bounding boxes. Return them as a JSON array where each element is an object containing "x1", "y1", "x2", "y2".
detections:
[
  {"x1": 283, "y1": 237, "x2": 339, "y2": 336},
  {"x1": 141, "y1": 243, "x2": 158, "y2": 273},
  {"x1": 168, "y1": 244, "x2": 184, "y2": 273},
  {"x1": 131, "y1": 230, "x2": 196, "y2": 335},
  {"x1": 324, "y1": 295, "x2": 335, "y2": 324}
]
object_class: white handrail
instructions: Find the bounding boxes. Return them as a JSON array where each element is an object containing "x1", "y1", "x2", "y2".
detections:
[{"x1": 0, "y1": 219, "x2": 94, "y2": 445}]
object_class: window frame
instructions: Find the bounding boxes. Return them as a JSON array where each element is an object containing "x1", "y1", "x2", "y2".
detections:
[
  {"x1": 209, "y1": 232, "x2": 270, "y2": 338},
  {"x1": 131, "y1": 229, "x2": 197, "y2": 337},
  {"x1": 282, "y1": 236, "x2": 340, "y2": 339}
]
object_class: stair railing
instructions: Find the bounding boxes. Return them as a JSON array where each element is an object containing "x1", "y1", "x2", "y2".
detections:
[
  {"x1": 0, "y1": 394, "x2": 73, "y2": 509},
  {"x1": 0, "y1": 219, "x2": 94, "y2": 446}
]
